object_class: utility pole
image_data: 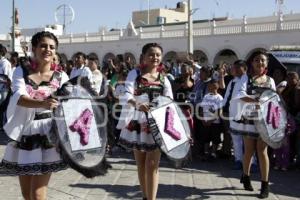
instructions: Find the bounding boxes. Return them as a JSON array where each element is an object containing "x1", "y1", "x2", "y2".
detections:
[
  {"x1": 276, "y1": 0, "x2": 284, "y2": 15},
  {"x1": 12, "y1": 0, "x2": 15, "y2": 52},
  {"x1": 147, "y1": 0, "x2": 150, "y2": 25},
  {"x1": 188, "y1": 0, "x2": 193, "y2": 54}
]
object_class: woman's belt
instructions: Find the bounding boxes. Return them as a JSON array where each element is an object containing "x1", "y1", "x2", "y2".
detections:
[
  {"x1": 34, "y1": 112, "x2": 52, "y2": 120},
  {"x1": 17, "y1": 134, "x2": 54, "y2": 150}
]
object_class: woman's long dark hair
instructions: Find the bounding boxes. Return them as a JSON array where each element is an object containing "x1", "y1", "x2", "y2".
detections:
[
  {"x1": 247, "y1": 50, "x2": 269, "y2": 76},
  {"x1": 142, "y1": 43, "x2": 163, "y2": 55},
  {"x1": 31, "y1": 31, "x2": 59, "y2": 48}
]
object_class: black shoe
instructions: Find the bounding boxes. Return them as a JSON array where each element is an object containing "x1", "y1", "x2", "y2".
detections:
[
  {"x1": 258, "y1": 181, "x2": 269, "y2": 199},
  {"x1": 142, "y1": 198, "x2": 147, "y2": 200},
  {"x1": 240, "y1": 174, "x2": 254, "y2": 191}
]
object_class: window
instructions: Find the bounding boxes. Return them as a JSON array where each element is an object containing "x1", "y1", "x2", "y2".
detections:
[{"x1": 156, "y1": 17, "x2": 166, "y2": 25}]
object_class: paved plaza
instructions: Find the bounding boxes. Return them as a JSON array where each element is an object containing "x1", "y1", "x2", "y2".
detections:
[{"x1": 0, "y1": 135, "x2": 299, "y2": 200}]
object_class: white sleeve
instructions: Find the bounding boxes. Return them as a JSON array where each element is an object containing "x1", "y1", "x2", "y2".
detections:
[
  {"x1": 163, "y1": 76, "x2": 173, "y2": 99},
  {"x1": 234, "y1": 75, "x2": 249, "y2": 99},
  {"x1": 269, "y1": 77, "x2": 276, "y2": 91},
  {"x1": 12, "y1": 66, "x2": 29, "y2": 99},
  {"x1": 3, "y1": 60, "x2": 12, "y2": 80},
  {"x1": 60, "y1": 71, "x2": 69, "y2": 86},
  {"x1": 84, "y1": 67, "x2": 93, "y2": 81},
  {"x1": 4, "y1": 66, "x2": 34, "y2": 141},
  {"x1": 221, "y1": 80, "x2": 233, "y2": 107},
  {"x1": 217, "y1": 95, "x2": 224, "y2": 109},
  {"x1": 119, "y1": 69, "x2": 137, "y2": 104}
]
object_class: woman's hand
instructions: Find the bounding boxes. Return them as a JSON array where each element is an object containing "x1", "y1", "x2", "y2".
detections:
[
  {"x1": 127, "y1": 99, "x2": 150, "y2": 112},
  {"x1": 241, "y1": 97, "x2": 259, "y2": 103},
  {"x1": 137, "y1": 103, "x2": 150, "y2": 112},
  {"x1": 219, "y1": 66, "x2": 226, "y2": 78},
  {"x1": 41, "y1": 98, "x2": 58, "y2": 110}
]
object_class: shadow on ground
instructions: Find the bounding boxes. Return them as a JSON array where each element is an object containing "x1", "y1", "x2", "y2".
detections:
[
  {"x1": 69, "y1": 183, "x2": 260, "y2": 200},
  {"x1": 106, "y1": 149, "x2": 300, "y2": 199}
]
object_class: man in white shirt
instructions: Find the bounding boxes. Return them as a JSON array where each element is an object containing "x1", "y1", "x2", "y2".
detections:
[
  {"x1": 70, "y1": 52, "x2": 93, "y2": 80},
  {"x1": 0, "y1": 44, "x2": 12, "y2": 80}
]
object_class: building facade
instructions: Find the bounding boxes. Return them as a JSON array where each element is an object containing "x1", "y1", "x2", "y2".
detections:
[
  {"x1": 1, "y1": 13, "x2": 300, "y2": 68},
  {"x1": 56, "y1": 13, "x2": 300, "y2": 67},
  {"x1": 132, "y1": 2, "x2": 188, "y2": 26}
]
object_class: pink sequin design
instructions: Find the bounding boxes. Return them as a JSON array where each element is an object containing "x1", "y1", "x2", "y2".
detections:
[
  {"x1": 69, "y1": 108, "x2": 94, "y2": 145},
  {"x1": 266, "y1": 102, "x2": 281, "y2": 129},
  {"x1": 164, "y1": 106, "x2": 182, "y2": 141},
  {"x1": 26, "y1": 85, "x2": 51, "y2": 100}
]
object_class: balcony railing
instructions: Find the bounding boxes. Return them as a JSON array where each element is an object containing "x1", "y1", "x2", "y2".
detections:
[{"x1": 57, "y1": 13, "x2": 300, "y2": 44}]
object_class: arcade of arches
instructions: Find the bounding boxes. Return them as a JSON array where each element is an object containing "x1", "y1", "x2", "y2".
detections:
[{"x1": 67, "y1": 48, "x2": 266, "y2": 68}]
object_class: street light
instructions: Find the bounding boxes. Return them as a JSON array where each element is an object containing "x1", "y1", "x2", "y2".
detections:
[
  {"x1": 187, "y1": 0, "x2": 193, "y2": 54},
  {"x1": 147, "y1": 0, "x2": 150, "y2": 25},
  {"x1": 12, "y1": 0, "x2": 15, "y2": 52}
]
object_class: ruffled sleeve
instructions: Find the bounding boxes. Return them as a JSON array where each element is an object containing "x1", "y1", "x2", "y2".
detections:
[
  {"x1": 269, "y1": 77, "x2": 276, "y2": 91},
  {"x1": 4, "y1": 66, "x2": 35, "y2": 141},
  {"x1": 116, "y1": 69, "x2": 138, "y2": 129},
  {"x1": 60, "y1": 71, "x2": 69, "y2": 86},
  {"x1": 119, "y1": 69, "x2": 138, "y2": 105}
]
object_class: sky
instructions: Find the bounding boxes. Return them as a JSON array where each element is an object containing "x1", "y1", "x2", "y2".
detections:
[{"x1": 1, "y1": 0, "x2": 300, "y2": 34}]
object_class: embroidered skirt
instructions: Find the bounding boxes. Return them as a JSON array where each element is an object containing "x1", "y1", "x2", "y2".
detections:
[
  {"x1": 1, "y1": 118, "x2": 67, "y2": 175},
  {"x1": 119, "y1": 110, "x2": 159, "y2": 152}
]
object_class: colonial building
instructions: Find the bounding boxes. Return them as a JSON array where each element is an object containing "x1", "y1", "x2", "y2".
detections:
[
  {"x1": 132, "y1": 1, "x2": 188, "y2": 26},
  {"x1": 1, "y1": 4, "x2": 300, "y2": 69},
  {"x1": 55, "y1": 13, "x2": 300, "y2": 68}
]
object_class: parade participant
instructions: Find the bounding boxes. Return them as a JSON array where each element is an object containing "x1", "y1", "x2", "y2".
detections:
[
  {"x1": 0, "y1": 31, "x2": 69, "y2": 200},
  {"x1": 231, "y1": 51, "x2": 275, "y2": 198},
  {"x1": 0, "y1": 44, "x2": 13, "y2": 80},
  {"x1": 70, "y1": 51, "x2": 93, "y2": 80},
  {"x1": 117, "y1": 43, "x2": 173, "y2": 200}
]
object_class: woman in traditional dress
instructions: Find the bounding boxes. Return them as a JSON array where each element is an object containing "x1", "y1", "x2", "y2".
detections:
[
  {"x1": 117, "y1": 43, "x2": 173, "y2": 200},
  {"x1": 232, "y1": 50, "x2": 276, "y2": 198},
  {"x1": 1, "y1": 31, "x2": 69, "y2": 200}
]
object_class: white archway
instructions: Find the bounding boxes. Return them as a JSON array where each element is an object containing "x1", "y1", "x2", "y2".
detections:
[{"x1": 213, "y1": 49, "x2": 239, "y2": 67}]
